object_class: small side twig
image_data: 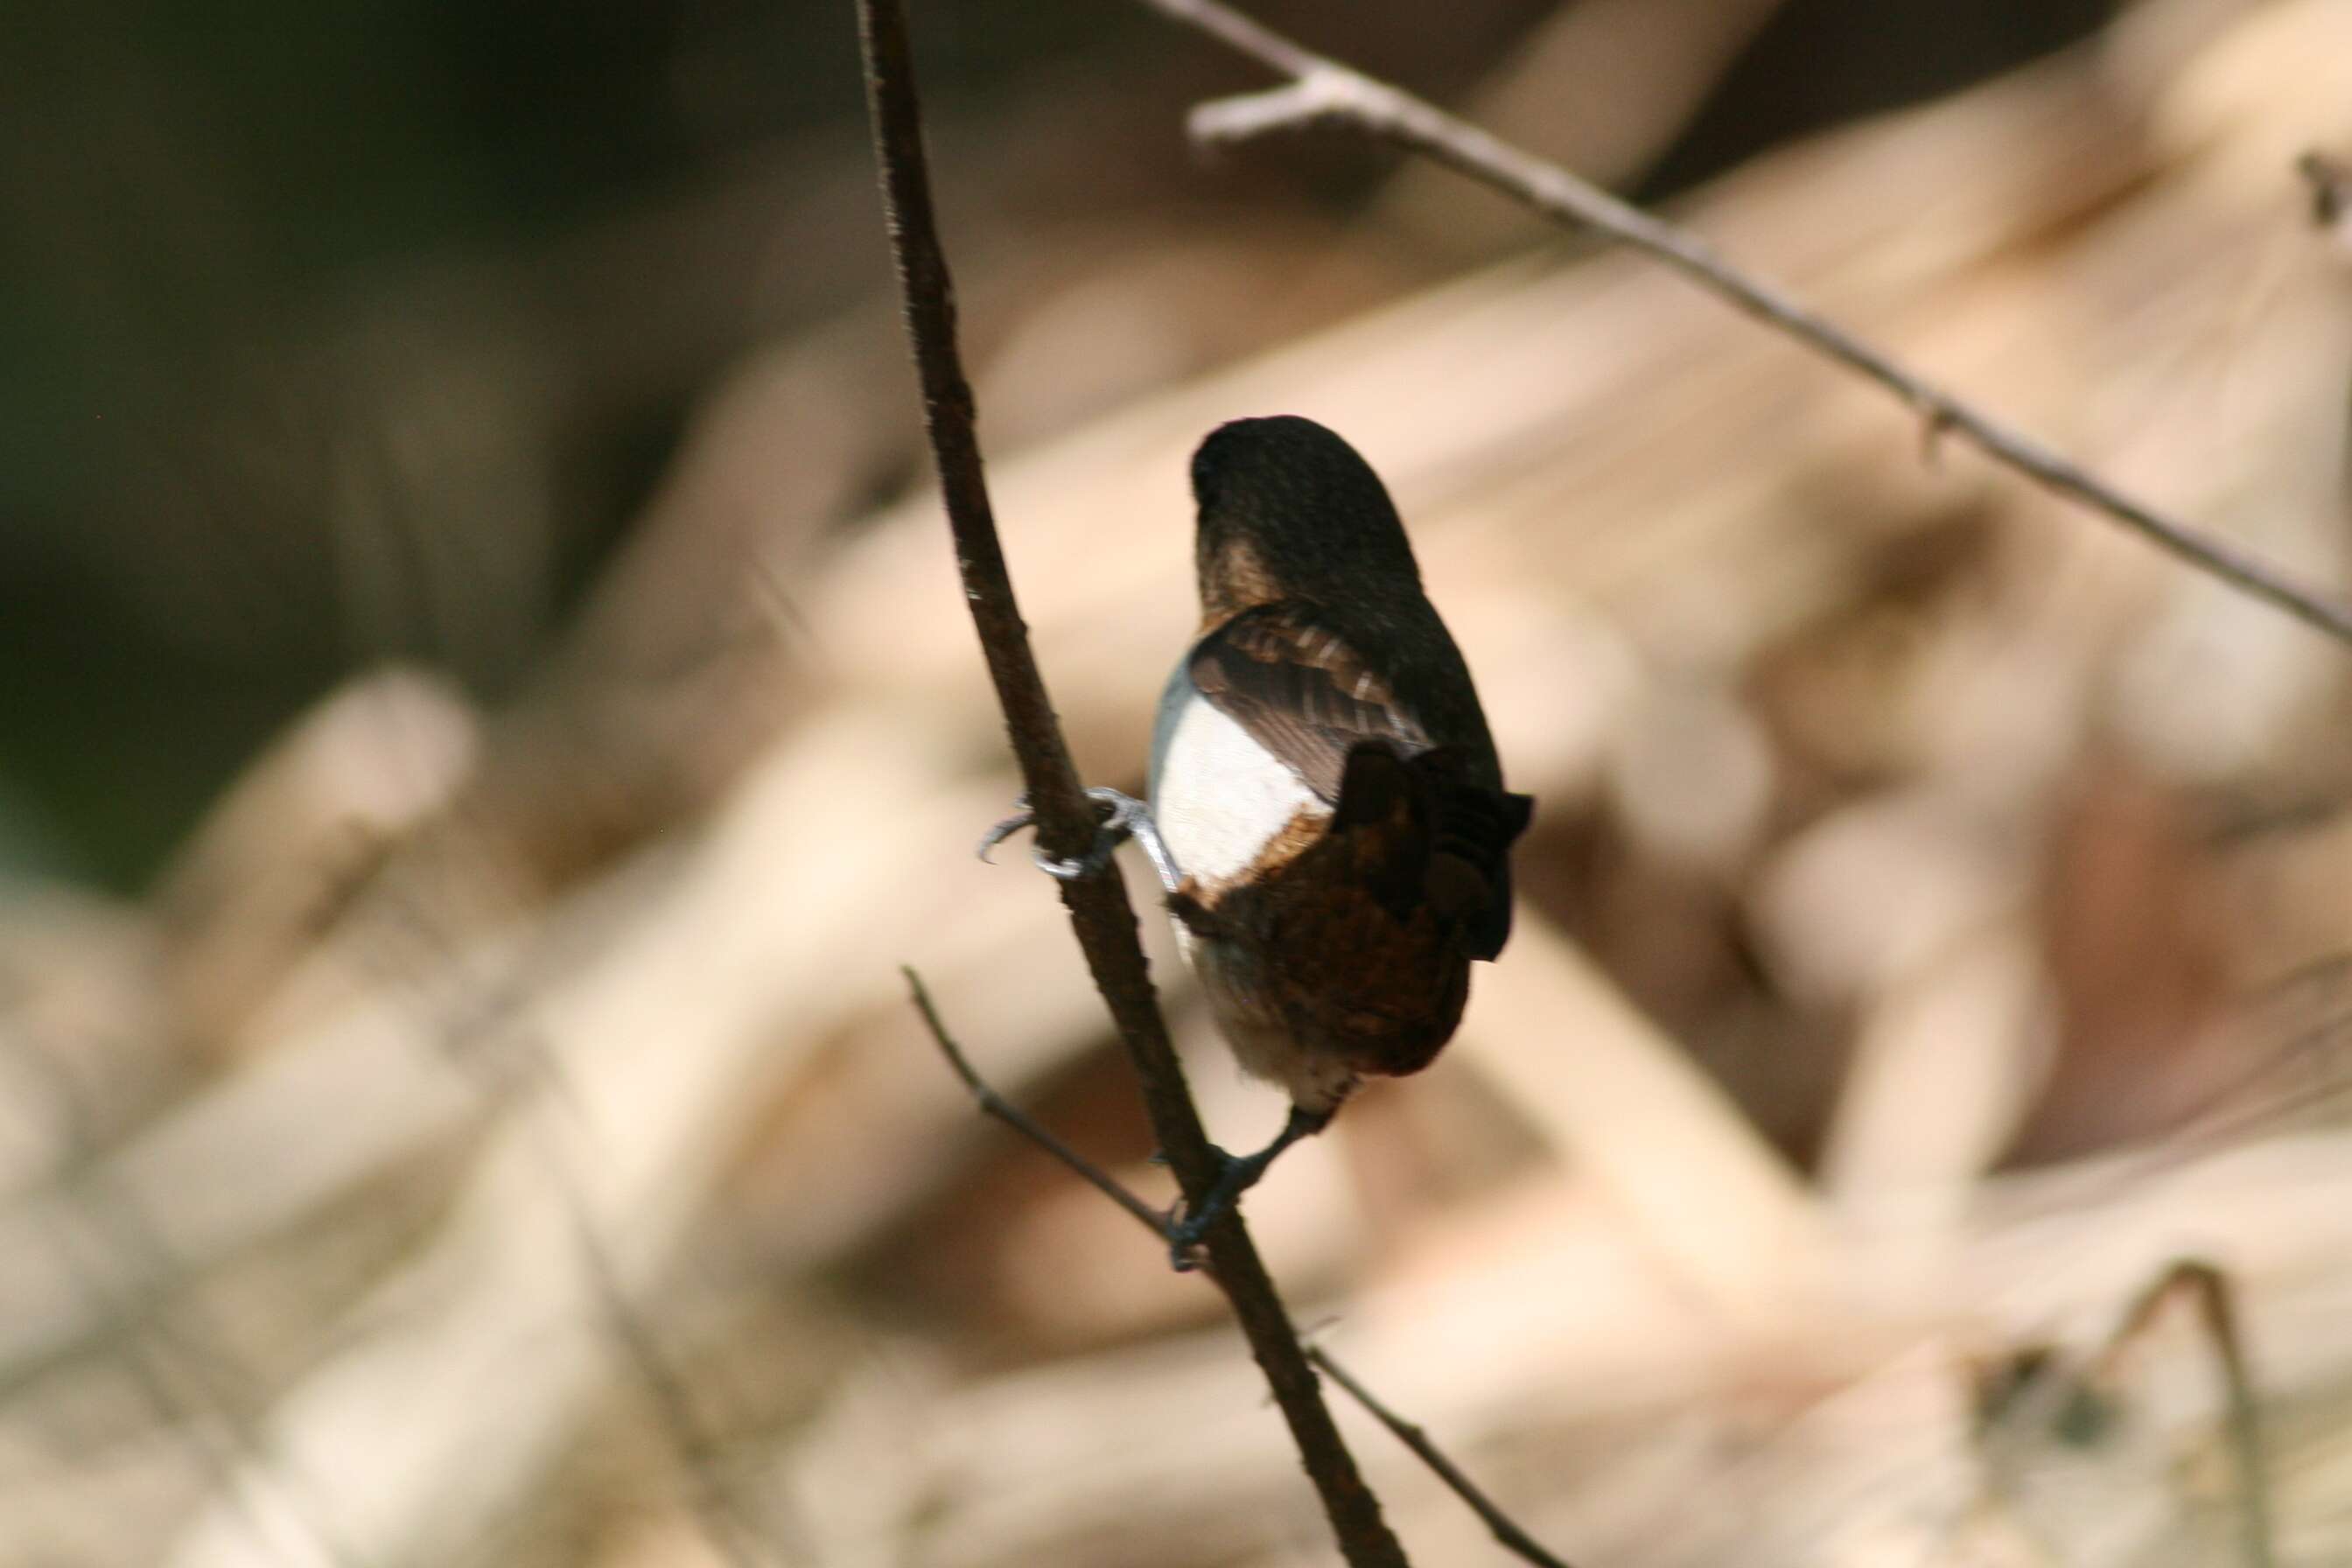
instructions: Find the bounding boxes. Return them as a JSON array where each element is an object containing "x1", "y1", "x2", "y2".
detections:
[
  {"x1": 856, "y1": 5, "x2": 1409, "y2": 1564},
  {"x1": 1305, "y1": 1345, "x2": 1580, "y2": 1568},
  {"x1": 904, "y1": 969, "x2": 1584, "y2": 1568},
  {"x1": 1138, "y1": 0, "x2": 2352, "y2": 649},
  {"x1": 905, "y1": 967, "x2": 1168, "y2": 1237}
]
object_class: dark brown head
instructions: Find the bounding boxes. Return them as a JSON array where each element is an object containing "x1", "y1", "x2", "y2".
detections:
[{"x1": 1190, "y1": 416, "x2": 1424, "y2": 619}]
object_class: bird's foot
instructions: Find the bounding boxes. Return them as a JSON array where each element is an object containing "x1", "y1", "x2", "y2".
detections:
[
  {"x1": 976, "y1": 786, "x2": 1138, "y2": 879},
  {"x1": 1163, "y1": 1103, "x2": 1334, "y2": 1271},
  {"x1": 1165, "y1": 1142, "x2": 1274, "y2": 1270},
  {"x1": 977, "y1": 788, "x2": 1184, "y2": 892}
]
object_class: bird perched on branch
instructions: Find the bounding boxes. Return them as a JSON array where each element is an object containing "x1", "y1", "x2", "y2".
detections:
[{"x1": 989, "y1": 415, "x2": 1531, "y2": 1265}]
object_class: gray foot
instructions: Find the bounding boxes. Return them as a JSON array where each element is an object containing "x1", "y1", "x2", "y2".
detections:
[
  {"x1": 1166, "y1": 1103, "x2": 1334, "y2": 1270},
  {"x1": 978, "y1": 788, "x2": 1184, "y2": 892}
]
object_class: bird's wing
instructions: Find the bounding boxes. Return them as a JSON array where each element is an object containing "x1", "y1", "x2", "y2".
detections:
[
  {"x1": 1188, "y1": 602, "x2": 1531, "y2": 960},
  {"x1": 1185, "y1": 601, "x2": 1432, "y2": 805}
]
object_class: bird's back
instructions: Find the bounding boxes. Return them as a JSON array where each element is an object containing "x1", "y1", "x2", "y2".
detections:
[{"x1": 1148, "y1": 605, "x2": 1529, "y2": 1103}]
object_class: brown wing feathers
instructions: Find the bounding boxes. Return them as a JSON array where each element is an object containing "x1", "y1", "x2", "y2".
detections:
[
  {"x1": 1192, "y1": 603, "x2": 1530, "y2": 960},
  {"x1": 1333, "y1": 741, "x2": 1530, "y2": 961},
  {"x1": 1187, "y1": 602, "x2": 1430, "y2": 804}
]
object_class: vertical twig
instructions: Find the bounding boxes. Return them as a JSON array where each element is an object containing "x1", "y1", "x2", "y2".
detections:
[{"x1": 855, "y1": 6, "x2": 1411, "y2": 1563}]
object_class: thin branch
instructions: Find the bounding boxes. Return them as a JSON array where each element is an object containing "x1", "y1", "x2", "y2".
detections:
[
  {"x1": 904, "y1": 967, "x2": 1170, "y2": 1236},
  {"x1": 904, "y1": 970, "x2": 1584, "y2": 1568},
  {"x1": 1137, "y1": 0, "x2": 2352, "y2": 649},
  {"x1": 1305, "y1": 1346, "x2": 1580, "y2": 1568},
  {"x1": 855, "y1": 5, "x2": 1410, "y2": 1563}
]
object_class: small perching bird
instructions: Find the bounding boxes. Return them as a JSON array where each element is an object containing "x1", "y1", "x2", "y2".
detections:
[{"x1": 988, "y1": 416, "x2": 1531, "y2": 1264}]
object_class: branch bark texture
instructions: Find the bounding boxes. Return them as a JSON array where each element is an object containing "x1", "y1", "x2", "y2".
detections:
[
  {"x1": 1138, "y1": 0, "x2": 2352, "y2": 649},
  {"x1": 855, "y1": 4, "x2": 1410, "y2": 1564}
]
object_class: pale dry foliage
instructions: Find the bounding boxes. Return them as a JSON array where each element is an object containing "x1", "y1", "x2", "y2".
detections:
[{"x1": 4, "y1": 1, "x2": 2352, "y2": 1564}]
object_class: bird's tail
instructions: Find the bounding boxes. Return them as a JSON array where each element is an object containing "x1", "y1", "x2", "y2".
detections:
[{"x1": 1333, "y1": 742, "x2": 1532, "y2": 961}]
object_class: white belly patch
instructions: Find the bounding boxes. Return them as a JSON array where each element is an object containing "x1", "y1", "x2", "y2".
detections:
[{"x1": 1149, "y1": 685, "x2": 1325, "y2": 887}]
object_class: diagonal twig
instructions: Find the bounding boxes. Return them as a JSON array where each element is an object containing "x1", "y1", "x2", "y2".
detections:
[
  {"x1": 1303, "y1": 1345, "x2": 1581, "y2": 1568},
  {"x1": 855, "y1": 4, "x2": 1410, "y2": 1562},
  {"x1": 904, "y1": 967, "x2": 1170, "y2": 1237},
  {"x1": 904, "y1": 969, "x2": 1585, "y2": 1568},
  {"x1": 1136, "y1": 0, "x2": 2352, "y2": 649}
]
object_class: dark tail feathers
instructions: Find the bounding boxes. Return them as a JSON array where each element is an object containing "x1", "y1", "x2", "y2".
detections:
[{"x1": 1334, "y1": 742, "x2": 1533, "y2": 961}]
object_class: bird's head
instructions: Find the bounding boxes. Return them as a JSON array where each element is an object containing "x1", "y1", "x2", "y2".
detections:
[{"x1": 1189, "y1": 416, "x2": 1424, "y2": 619}]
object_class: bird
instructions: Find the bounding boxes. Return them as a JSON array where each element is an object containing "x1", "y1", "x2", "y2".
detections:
[{"x1": 987, "y1": 415, "x2": 1531, "y2": 1265}]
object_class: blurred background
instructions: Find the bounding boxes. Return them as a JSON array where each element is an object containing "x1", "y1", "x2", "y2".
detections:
[{"x1": 4, "y1": 0, "x2": 2351, "y2": 1562}]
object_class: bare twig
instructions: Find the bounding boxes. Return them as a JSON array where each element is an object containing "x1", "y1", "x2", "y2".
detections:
[
  {"x1": 855, "y1": 5, "x2": 1410, "y2": 1562},
  {"x1": 904, "y1": 967, "x2": 1169, "y2": 1236},
  {"x1": 1304, "y1": 1346, "x2": 1582, "y2": 1568},
  {"x1": 1137, "y1": 0, "x2": 2352, "y2": 649},
  {"x1": 904, "y1": 970, "x2": 1585, "y2": 1568}
]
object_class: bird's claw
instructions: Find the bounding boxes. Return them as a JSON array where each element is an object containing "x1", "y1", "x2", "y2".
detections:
[
  {"x1": 1160, "y1": 1104, "x2": 1333, "y2": 1270},
  {"x1": 1166, "y1": 1208, "x2": 1219, "y2": 1271},
  {"x1": 974, "y1": 806, "x2": 1035, "y2": 865},
  {"x1": 1165, "y1": 1143, "x2": 1257, "y2": 1272},
  {"x1": 976, "y1": 788, "x2": 1149, "y2": 881}
]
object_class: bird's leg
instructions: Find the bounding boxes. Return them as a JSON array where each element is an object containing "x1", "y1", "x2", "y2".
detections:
[
  {"x1": 977, "y1": 787, "x2": 1186, "y2": 892},
  {"x1": 1121, "y1": 801, "x2": 1186, "y2": 897},
  {"x1": 1167, "y1": 1102, "x2": 1334, "y2": 1270}
]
